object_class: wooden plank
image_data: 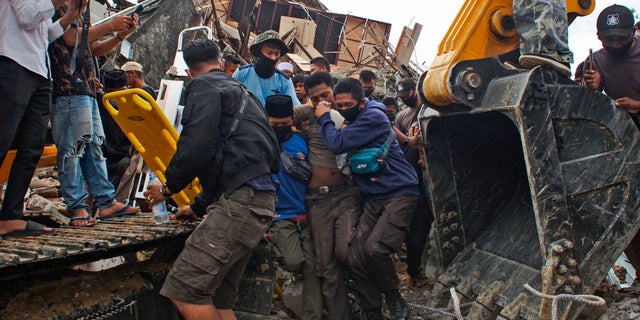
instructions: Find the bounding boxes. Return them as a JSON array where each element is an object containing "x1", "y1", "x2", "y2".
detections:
[
  {"x1": 336, "y1": 15, "x2": 391, "y2": 70},
  {"x1": 279, "y1": 16, "x2": 317, "y2": 48}
]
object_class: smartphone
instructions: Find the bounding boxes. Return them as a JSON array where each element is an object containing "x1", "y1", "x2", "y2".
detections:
[
  {"x1": 130, "y1": 5, "x2": 143, "y2": 17},
  {"x1": 586, "y1": 48, "x2": 594, "y2": 72}
]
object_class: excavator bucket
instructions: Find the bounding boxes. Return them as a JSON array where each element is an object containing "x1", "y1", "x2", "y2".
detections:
[{"x1": 418, "y1": 61, "x2": 640, "y2": 319}]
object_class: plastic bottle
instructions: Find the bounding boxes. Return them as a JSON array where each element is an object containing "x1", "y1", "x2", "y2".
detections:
[{"x1": 148, "y1": 171, "x2": 170, "y2": 224}]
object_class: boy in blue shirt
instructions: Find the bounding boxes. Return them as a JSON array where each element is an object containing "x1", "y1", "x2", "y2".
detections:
[
  {"x1": 265, "y1": 95, "x2": 323, "y2": 319},
  {"x1": 315, "y1": 78, "x2": 419, "y2": 320}
]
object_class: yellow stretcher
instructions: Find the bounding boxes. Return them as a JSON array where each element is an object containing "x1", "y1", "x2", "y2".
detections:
[
  {"x1": 0, "y1": 145, "x2": 58, "y2": 185},
  {"x1": 102, "y1": 88, "x2": 201, "y2": 207}
]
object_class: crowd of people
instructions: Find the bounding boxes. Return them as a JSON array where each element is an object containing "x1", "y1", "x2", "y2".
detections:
[{"x1": 1, "y1": 1, "x2": 639, "y2": 320}]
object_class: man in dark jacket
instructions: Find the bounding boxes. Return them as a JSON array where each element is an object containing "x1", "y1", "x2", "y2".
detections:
[
  {"x1": 315, "y1": 78, "x2": 419, "y2": 320},
  {"x1": 145, "y1": 39, "x2": 280, "y2": 319}
]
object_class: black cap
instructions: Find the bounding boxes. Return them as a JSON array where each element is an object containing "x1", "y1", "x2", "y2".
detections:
[
  {"x1": 103, "y1": 69, "x2": 127, "y2": 89},
  {"x1": 597, "y1": 4, "x2": 635, "y2": 39},
  {"x1": 265, "y1": 95, "x2": 293, "y2": 118},
  {"x1": 396, "y1": 77, "x2": 417, "y2": 99}
]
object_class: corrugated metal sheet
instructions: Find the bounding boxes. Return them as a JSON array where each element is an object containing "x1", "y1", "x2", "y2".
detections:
[{"x1": 0, "y1": 213, "x2": 196, "y2": 273}]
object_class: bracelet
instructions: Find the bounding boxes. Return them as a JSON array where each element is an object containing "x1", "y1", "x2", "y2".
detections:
[
  {"x1": 403, "y1": 136, "x2": 412, "y2": 146},
  {"x1": 116, "y1": 33, "x2": 124, "y2": 42}
]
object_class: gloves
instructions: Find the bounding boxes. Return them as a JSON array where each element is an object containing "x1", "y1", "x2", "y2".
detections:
[{"x1": 165, "y1": 65, "x2": 179, "y2": 78}]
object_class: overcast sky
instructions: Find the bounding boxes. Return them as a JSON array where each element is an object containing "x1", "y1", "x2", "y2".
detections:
[{"x1": 320, "y1": 0, "x2": 638, "y2": 75}]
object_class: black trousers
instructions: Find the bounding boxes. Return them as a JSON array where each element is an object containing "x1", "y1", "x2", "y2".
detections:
[
  {"x1": 349, "y1": 194, "x2": 418, "y2": 311},
  {"x1": 405, "y1": 199, "x2": 433, "y2": 277},
  {"x1": 0, "y1": 57, "x2": 51, "y2": 220}
]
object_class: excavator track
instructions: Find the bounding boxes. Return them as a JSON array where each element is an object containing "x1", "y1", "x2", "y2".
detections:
[{"x1": 0, "y1": 213, "x2": 197, "y2": 279}]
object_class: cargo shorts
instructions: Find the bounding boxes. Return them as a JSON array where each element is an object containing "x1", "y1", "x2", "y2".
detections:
[{"x1": 160, "y1": 186, "x2": 275, "y2": 309}]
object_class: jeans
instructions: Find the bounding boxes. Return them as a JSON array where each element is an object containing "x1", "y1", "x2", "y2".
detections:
[{"x1": 50, "y1": 95, "x2": 116, "y2": 214}]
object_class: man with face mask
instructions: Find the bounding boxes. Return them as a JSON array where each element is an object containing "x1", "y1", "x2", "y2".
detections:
[
  {"x1": 264, "y1": 94, "x2": 324, "y2": 320},
  {"x1": 394, "y1": 77, "x2": 434, "y2": 289},
  {"x1": 315, "y1": 78, "x2": 419, "y2": 320},
  {"x1": 583, "y1": 3, "x2": 640, "y2": 270},
  {"x1": 359, "y1": 70, "x2": 381, "y2": 102},
  {"x1": 394, "y1": 77, "x2": 422, "y2": 150},
  {"x1": 293, "y1": 72, "x2": 360, "y2": 320},
  {"x1": 583, "y1": 4, "x2": 639, "y2": 127},
  {"x1": 234, "y1": 30, "x2": 300, "y2": 107}
]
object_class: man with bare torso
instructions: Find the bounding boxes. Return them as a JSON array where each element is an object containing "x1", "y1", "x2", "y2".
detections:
[{"x1": 293, "y1": 72, "x2": 360, "y2": 320}]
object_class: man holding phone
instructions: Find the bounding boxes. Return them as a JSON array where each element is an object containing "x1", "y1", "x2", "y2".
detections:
[
  {"x1": 48, "y1": 1, "x2": 140, "y2": 225},
  {"x1": 582, "y1": 4, "x2": 639, "y2": 128}
]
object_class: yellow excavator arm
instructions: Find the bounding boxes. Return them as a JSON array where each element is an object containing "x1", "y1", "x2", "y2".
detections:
[{"x1": 423, "y1": 0, "x2": 595, "y2": 107}]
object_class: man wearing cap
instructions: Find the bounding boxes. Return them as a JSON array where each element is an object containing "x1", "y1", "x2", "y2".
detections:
[
  {"x1": 583, "y1": 4, "x2": 639, "y2": 127},
  {"x1": 582, "y1": 4, "x2": 640, "y2": 268},
  {"x1": 233, "y1": 30, "x2": 300, "y2": 107},
  {"x1": 265, "y1": 94, "x2": 323, "y2": 319},
  {"x1": 393, "y1": 77, "x2": 433, "y2": 289},
  {"x1": 121, "y1": 61, "x2": 156, "y2": 99}
]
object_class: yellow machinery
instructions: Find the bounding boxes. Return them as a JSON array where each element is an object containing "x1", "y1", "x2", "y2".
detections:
[
  {"x1": 416, "y1": 0, "x2": 640, "y2": 319},
  {"x1": 102, "y1": 88, "x2": 201, "y2": 207},
  {"x1": 423, "y1": 0, "x2": 594, "y2": 107},
  {"x1": 0, "y1": 145, "x2": 58, "y2": 185}
]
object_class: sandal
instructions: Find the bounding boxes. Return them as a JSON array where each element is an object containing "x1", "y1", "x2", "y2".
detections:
[{"x1": 69, "y1": 215, "x2": 96, "y2": 227}]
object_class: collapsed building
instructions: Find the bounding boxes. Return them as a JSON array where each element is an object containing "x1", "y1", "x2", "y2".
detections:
[{"x1": 93, "y1": 0, "x2": 424, "y2": 96}]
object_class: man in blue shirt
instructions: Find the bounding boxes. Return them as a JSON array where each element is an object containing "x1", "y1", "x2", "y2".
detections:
[
  {"x1": 265, "y1": 95, "x2": 323, "y2": 319},
  {"x1": 315, "y1": 78, "x2": 419, "y2": 320},
  {"x1": 233, "y1": 30, "x2": 300, "y2": 107}
]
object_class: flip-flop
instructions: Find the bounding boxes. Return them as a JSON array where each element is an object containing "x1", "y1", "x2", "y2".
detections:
[
  {"x1": 68, "y1": 215, "x2": 96, "y2": 227},
  {"x1": 97, "y1": 204, "x2": 139, "y2": 221},
  {"x1": 0, "y1": 220, "x2": 54, "y2": 239}
]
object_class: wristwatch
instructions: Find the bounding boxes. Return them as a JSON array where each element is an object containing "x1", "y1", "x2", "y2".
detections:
[
  {"x1": 160, "y1": 184, "x2": 174, "y2": 197},
  {"x1": 403, "y1": 136, "x2": 412, "y2": 146}
]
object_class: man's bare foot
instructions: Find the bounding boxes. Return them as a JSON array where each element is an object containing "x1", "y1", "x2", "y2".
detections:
[
  {"x1": 69, "y1": 208, "x2": 95, "y2": 226},
  {"x1": 98, "y1": 202, "x2": 139, "y2": 218},
  {"x1": 0, "y1": 219, "x2": 53, "y2": 235}
]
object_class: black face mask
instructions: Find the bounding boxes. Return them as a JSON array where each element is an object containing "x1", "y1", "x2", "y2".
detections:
[
  {"x1": 386, "y1": 113, "x2": 396, "y2": 124},
  {"x1": 604, "y1": 41, "x2": 633, "y2": 58},
  {"x1": 338, "y1": 105, "x2": 361, "y2": 123},
  {"x1": 364, "y1": 89, "x2": 375, "y2": 98},
  {"x1": 272, "y1": 125, "x2": 292, "y2": 142},
  {"x1": 254, "y1": 54, "x2": 278, "y2": 78},
  {"x1": 401, "y1": 94, "x2": 418, "y2": 108}
]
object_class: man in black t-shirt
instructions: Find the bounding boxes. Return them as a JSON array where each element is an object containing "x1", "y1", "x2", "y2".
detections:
[{"x1": 122, "y1": 61, "x2": 157, "y2": 99}]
